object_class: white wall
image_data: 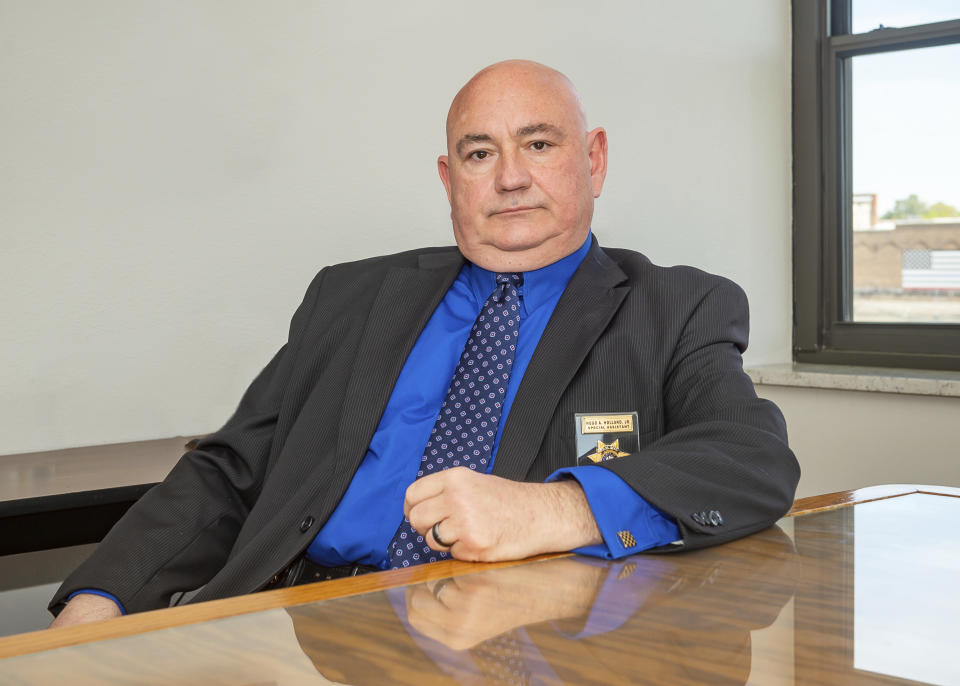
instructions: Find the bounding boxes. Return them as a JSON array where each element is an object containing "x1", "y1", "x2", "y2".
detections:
[
  {"x1": 0, "y1": 1, "x2": 792, "y2": 455},
  {"x1": 759, "y1": 386, "x2": 960, "y2": 498}
]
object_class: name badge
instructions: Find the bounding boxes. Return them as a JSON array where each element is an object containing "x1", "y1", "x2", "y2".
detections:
[{"x1": 574, "y1": 412, "x2": 640, "y2": 466}]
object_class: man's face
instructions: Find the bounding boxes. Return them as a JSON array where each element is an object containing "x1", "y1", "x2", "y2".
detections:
[{"x1": 438, "y1": 63, "x2": 607, "y2": 272}]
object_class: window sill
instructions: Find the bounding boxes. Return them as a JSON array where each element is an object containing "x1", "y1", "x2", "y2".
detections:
[{"x1": 745, "y1": 363, "x2": 960, "y2": 398}]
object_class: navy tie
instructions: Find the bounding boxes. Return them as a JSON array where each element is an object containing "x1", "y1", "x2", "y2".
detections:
[{"x1": 388, "y1": 272, "x2": 523, "y2": 568}]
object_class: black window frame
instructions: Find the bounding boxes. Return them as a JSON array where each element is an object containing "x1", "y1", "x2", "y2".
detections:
[{"x1": 792, "y1": 0, "x2": 960, "y2": 371}]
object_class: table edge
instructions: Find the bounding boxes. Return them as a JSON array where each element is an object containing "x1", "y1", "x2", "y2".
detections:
[
  {"x1": 787, "y1": 483, "x2": 960, "y2": 516},
  {"x1": 0, "y1": 553, "x2": 567, "y2": 659}
]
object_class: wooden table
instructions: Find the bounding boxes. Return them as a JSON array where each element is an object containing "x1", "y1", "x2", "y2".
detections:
[
  {"x1": 0, "y1": 484, "x2": 957, "y2": 684},
  {"x1": 0, "y1": 437, "x2": 190, "y2": 554}
]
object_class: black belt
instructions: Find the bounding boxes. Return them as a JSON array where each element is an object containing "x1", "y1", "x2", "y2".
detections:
[{"x1": 265, "y1": 556, "x2": 381, "y2": 590}]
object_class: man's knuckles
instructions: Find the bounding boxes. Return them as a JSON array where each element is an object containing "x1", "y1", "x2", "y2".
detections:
[
  {"x1": 449, "y1": 528, "x2": 501, "y2": 559},
  {"x1": 435, "y1": 465, "x2": 476, "y2": 491},
  {"x1": 408, "y1": 506, "x2": 441, "y2": 536}
]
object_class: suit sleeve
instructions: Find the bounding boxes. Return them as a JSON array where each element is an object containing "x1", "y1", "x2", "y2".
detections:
[
  {"x1": 597, "y1": 277, "x2": 799, "y2": 551},
  {"x1": 49, "y1": 268, "x2": 329, "y2": 616}
]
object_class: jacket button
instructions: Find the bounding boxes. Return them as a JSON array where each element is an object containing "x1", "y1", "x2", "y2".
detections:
[{"x1": 299, "y1": 516, "x2": 315, "y2": 533}]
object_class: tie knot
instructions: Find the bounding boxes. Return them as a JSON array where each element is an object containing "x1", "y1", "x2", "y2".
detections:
[{"x1": 493, "y1": 273, "x2": 522, "y2": 302}]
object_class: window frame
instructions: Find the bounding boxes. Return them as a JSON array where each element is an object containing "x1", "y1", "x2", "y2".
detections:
[{"x1": 792, "y1": 0, "x2": 960, "y2": 371}]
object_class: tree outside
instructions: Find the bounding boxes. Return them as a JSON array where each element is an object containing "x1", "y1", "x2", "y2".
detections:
[{"x1": 882, "y1": 194, "x2": 960, "y2": 220}]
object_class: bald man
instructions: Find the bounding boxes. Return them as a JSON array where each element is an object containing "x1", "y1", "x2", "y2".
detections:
[{"x1": 51, "y1": 61, "x2": 798, "y2": 626}]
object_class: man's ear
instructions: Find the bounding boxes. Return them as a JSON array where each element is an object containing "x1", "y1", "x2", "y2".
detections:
[
  {"x1": 437, "y1": 155, "x2": 453, "y2": 205},
  {"x1": 586, "y1": 127, "x2": 608, "y2": 198}
]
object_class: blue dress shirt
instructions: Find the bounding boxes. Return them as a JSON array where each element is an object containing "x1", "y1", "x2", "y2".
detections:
[{"x1": 307, "y1": 233, "x2": 678, "y2": 567}]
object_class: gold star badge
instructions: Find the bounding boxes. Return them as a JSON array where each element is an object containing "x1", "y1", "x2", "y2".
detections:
[
  {"x1": 584, "y1": 439, "x2": 630, "y2": 463},
  {"x1": 617, "y1": 530, "x2": 637, "y2": 548}
]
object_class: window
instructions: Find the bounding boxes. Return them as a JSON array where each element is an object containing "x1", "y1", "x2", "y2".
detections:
[{"x1": 793, "y1": 1, "x2": 960, "y2": 370}]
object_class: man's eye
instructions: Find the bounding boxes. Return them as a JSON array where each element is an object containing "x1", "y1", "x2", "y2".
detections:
[
  {"x1": 470, "y1": 150, "x2": 489, "y2": 160},
  {"x1": 531, "y1": 141, "x2": 550, "y2": 151}
]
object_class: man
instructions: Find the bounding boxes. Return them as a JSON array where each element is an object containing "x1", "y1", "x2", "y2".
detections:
[{"x1": 50, "y1": 60, "x2": 799, "y2": 626}]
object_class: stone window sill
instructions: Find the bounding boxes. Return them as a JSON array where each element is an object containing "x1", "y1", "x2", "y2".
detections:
[{"x1": 744, "y1": 363, "x2": 960, "y2": 398}]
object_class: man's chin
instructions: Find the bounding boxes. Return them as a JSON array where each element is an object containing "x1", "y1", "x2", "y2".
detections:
[
  {"x1": 461, "y1": 236, "x2": 571, "y2": 272},
  {"x1": 493, "y1": 223, "x2": 563, "y2": 250},
  {"x1": 490, "y1": 237, "x2": 552, "y2": 254}
]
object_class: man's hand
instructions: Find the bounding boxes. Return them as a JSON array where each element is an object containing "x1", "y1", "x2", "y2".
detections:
[
  {"x1": 49, "y1": 593, "x2": 122, "y2": 629},
  {"x1": 403, "y1": 467, "x2": 602, "y2": 561}
]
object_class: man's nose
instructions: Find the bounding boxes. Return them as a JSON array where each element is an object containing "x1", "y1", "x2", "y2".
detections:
[{"x1": 495, "y1": 149, "x2": 532, "y2": 192}]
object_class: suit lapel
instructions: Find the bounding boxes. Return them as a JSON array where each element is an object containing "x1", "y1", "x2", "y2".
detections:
[
  {"x1": 493, "y1": 242, "x2": 630, "y2": 481},
  {"x1": 332, "y1": 251, "x2": 465, "y2": 490}
]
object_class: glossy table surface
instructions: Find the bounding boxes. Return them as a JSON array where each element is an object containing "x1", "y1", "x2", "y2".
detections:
[{"x1": 1, "y1": 485, "x2": 958, "y2": 685}]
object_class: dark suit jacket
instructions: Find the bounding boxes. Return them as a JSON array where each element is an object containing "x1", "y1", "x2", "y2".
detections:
[{"x1": 51, "y1": 239, "x2": 799, "y2": 614}]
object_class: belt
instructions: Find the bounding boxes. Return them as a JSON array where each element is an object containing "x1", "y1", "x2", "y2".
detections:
[{"x1": 265, "y1": 556, "x2": 381, "y2": 590}]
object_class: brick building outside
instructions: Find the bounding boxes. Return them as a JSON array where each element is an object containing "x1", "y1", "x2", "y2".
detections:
[{"x1": 851, "y1": 196, "x2": 960, "y2": 322}]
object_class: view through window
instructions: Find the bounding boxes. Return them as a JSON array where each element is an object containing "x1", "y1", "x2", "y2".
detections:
[{"x1": 851, "y1": 41, "x2": 960, "y2": 323}]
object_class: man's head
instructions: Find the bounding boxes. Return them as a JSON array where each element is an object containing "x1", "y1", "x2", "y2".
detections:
[{"x1": 438, "y1": 60, "x2": 608, "y2": 272}]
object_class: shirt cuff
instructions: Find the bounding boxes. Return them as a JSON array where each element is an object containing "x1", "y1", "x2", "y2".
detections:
[
  {"x1": 546, "y1": 466, "x2": 680, "y2": 559},
  {"x1": 67, "y1": 589, "x2": 127, "y2": 615}
]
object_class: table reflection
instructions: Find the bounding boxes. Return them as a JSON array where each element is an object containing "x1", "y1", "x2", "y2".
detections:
[
  {"x1": 289, "y1": 525, "x2": 798, "y2": 685},
  {"x1": 4, "y1": 491, "x2": 959, "y2": 685},
  {"x1": 793, "y1": 494, "x2": 960, "y2": 686}
]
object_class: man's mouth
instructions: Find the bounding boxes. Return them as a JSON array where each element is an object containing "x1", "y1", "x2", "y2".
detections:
[{"x1": 491, "y1": 206, "x2": 539, "y2": 216}]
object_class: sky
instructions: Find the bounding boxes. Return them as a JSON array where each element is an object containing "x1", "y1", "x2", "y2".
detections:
[{"x1": 851, "y1": 1, "x2": 960, "y2": 215}]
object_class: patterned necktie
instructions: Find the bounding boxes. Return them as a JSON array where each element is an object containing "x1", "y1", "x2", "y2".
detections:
[{"x1": 388, "y1": 272, "x2": 523, "y2": 568}]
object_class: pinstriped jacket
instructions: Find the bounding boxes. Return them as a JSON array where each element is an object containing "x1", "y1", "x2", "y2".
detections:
[{"x1": 51, "y1": 239, "x2": 799, "y2": 615}]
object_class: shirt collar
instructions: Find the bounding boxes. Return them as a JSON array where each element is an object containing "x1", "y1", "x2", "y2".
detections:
[{"x1": 465, "y1": 232, "x2": 593, "y2": 314}]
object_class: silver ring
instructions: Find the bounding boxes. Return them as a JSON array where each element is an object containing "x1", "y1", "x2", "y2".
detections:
[{"x1": 432, "y1": 521, "x2": 454, "y2": 547}]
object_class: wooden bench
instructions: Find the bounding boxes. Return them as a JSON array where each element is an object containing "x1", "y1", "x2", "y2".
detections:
[{"x1": 0, "y1": 437, "x2": 194, "y2": 555}]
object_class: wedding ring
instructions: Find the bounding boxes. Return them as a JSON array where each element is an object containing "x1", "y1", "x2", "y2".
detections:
[{"x1": 432, "y1": 520, "x2": 454, "y2": 547}]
